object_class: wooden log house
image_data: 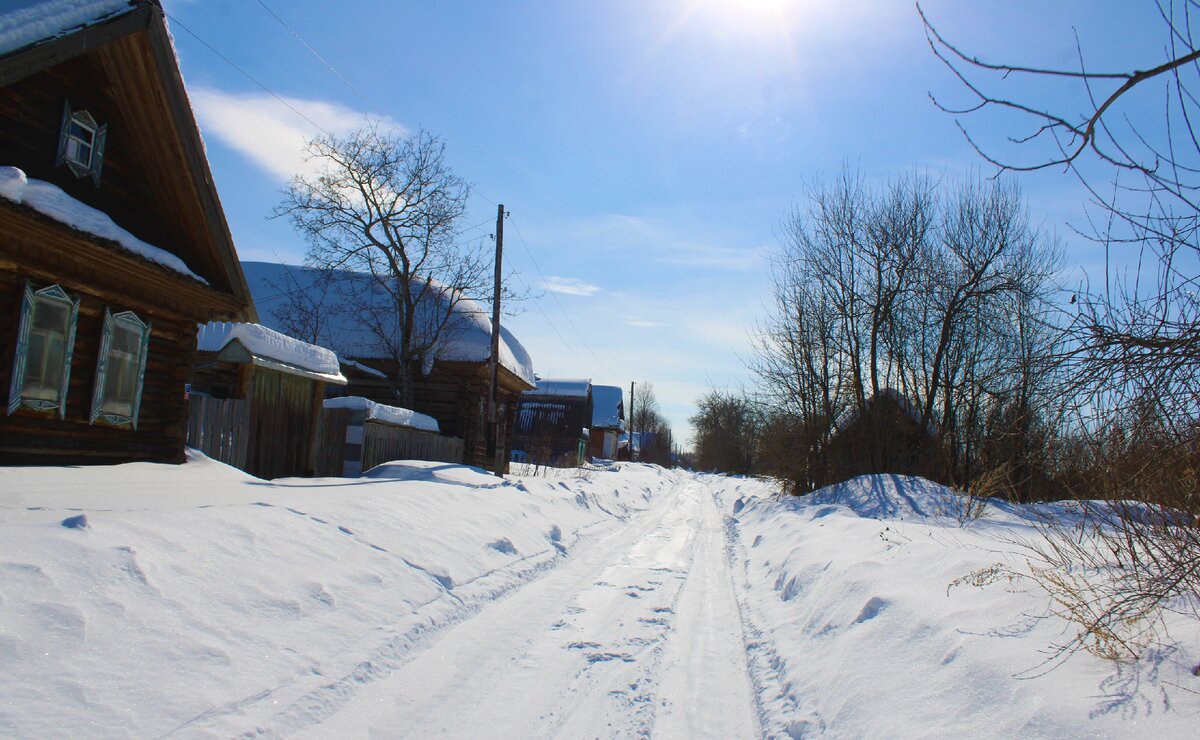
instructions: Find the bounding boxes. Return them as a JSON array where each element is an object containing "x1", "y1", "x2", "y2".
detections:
[
  {"x1": 243, "y1": 261, "x2": 537, "y2": 471},
  {"x1": 511, "y1": 378, "x2": 592, "y2": 467},
  {"x1": 588, "y1": 385, "x2": 625, "y2": 461},
  {"x1": 0, "y1": 1, "x2": 254, "y2": 465}
]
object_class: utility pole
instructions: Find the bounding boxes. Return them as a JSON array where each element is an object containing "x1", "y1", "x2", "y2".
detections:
[
  {"x1": 487, "y1": 204, "x2": 505, "y2": 477},
  {"x1": 629, "y1": 380, "x2": 636, "y2": 462}
]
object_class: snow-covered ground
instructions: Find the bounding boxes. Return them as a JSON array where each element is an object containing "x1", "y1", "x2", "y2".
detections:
[{"x1": 1, "y1": 457, "x2": 1196, "y2": 737}]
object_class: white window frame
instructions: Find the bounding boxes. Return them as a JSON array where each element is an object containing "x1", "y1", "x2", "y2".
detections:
[
  {"x1": 90, "y1": 308, "x2": 151, "y2": 430},
  {"x1": 56, "y1": 101, "x2": 107, "y2": 186},
  {"x1": 7, "y1": 283, "x2": 79, "y2": 418}
]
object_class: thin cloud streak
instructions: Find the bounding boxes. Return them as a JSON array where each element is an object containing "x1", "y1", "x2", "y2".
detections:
[{"x1": 543, "y1": 276, "x2": 602, "y2": 296}]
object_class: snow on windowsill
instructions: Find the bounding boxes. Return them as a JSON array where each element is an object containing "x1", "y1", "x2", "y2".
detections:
[{"x1": 0, "y1": 166, "x2": 206, "y2": 283}]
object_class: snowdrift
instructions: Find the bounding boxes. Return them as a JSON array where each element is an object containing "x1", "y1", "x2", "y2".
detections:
[
  {"x1": 0, "y1": 452, "x2": 665, "y2": 737},
  {"x1": 722, "y1": 472, "x2": 1200, "y2": 738}
]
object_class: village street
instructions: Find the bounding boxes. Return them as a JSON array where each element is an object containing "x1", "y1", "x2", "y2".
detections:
[{"x1": 297, "y1": 474, "x2": 759, "y2": 738}]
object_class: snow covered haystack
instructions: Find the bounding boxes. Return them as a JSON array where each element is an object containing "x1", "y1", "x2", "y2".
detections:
[
  {"x1": 723, "y1": 472, "x2": 1200, "y2": 738},
  {"x1": 0, "y1": 454, "x2": 661, "y2": 737}
]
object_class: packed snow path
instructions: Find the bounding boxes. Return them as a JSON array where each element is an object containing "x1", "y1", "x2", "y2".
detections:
[{"x1": 298, "y1": 475, "x2": 758, "y2": 738}]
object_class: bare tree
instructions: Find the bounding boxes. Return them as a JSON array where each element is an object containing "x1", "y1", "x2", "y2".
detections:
[
  {"x1": 690, "y1": 390, "x2": 758, "y2": 475},
  {"x1": 263, "y1": 263, "x2": 344, "y2": 348},
  {"x1": 752, "y1": 167, "x2": 1060, "y2": 492},
  {"x1": 921, "y1": 1, "x2": 1200, "y2": 665},
  {"x1": 920, "y1": 2, "x2": 1200, "y2": 424},
  {"x1": 629, "y1": 382, "x2": 674, "y2": 466},
  {"x1": 276, "y1": 125, "x2": 489, "y2": 405}
]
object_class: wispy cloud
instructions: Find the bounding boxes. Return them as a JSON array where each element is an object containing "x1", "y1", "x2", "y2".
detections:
[
  {"x1": 189, "y1": 87, "x2": 400, "y2": 182},
  {"x1": 624, "y1": 315, "x2": 669, "y2": 328},
  {"x1": 544, "y1": 276, "x2": 601, "y2": 296}
]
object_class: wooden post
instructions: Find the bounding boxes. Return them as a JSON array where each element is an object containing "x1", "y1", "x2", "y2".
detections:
[
  {"x1": 487, "y1": 204, "x2": 505, "y2": 476},
  {"x1": 629, "y1": 380, "x2": 635, "y2": 462}
]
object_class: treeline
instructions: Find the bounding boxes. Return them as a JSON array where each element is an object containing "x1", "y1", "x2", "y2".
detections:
[{"x1": 692, "y1": 169, "x2": 1199, "y2": 512}]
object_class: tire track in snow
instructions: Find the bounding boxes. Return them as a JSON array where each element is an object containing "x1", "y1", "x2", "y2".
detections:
[{"x1": 280, "y1": 471, "x2": 757, "y2": 738}]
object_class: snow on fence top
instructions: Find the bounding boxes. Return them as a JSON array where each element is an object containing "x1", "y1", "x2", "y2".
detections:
[
  {"x1": 591, "y1": 385, "x2": 625, "y2": 429},
  {"x1": 240, "y1": 261, "x2": 535, "y2": 386},
  {"x1": 323, "y1": 396, "x2": 440, "y2": 433},
  {"x1": 528, "y1": 378, "x2": 591, "y2": 398},
  {"x1": 0, "y1": 166, "x2": 205, "y2": 283},
  {"x1": 197, "y1": 322, "x2": 347, "y2": 385},
  {"x1": 0, "y1": 0, "x2": 133, "y2": 57}
]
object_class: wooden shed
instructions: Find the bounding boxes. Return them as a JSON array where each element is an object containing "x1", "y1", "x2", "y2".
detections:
[
  {"x1": 824, "y1": 389, "x2": 939, "y2": 484},
  {"x1": 0, "y1": 1, "x2": 253, "y2": 465},
  {"x1": 191, "y1": 322, "x2": 346, "y2": 480},
  {"x1": 511, "y1": 378, "x2": 592, "y2": 467}
]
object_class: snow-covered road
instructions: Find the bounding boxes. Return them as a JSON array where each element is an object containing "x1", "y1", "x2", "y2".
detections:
[
  {"x1": 302, "y1": 475, "x2": 758, "y2": 738},
  {"x1": 4, "y1": 458, "x2": 1196, "y2": 738}
]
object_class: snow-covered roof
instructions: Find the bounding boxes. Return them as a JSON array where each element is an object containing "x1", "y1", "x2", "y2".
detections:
[
  {"x1": 323, "y1": 396, "x2": 439, "y2": 433},
  {"x1": 832, "y1": 388, "x2": 936, "y2": 437},
  {"x1": 0, "y1": 0, "x2": 134, "y2": 58},
  {"x1": 197, "y1": 322, "x2": 346, "y2": 385},
  {"x1": 0, "y1": 166, "x2": 205, "y2": 282},
  {"x1": 528, "y1": 378, "x2": 591, "y2": 399},
  {"x1": 240, "y1": 261, "x2": 535, "y2": 386},
  {"x1": 590, "y1": 385, "x2": 625, "y2": 429}
]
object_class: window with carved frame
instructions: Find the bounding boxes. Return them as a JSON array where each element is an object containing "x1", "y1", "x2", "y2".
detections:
[{"x1": 7, "y1": 283, "x2": 79, "y2": 418}]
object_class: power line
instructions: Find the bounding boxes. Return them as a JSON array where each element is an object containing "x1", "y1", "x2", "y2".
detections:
[
  {"x1": 166, "y1": 13, "x2": 333, "y2": 137},
  {"x1": 252, "y1": 0, "x2": 388, "y2": 119},
  {"x1": 509, "y1": 271, "x2": 597, "y2": 376},
  {"x1": 509, "y1": 217, "x2": 620, "y2": 379}
]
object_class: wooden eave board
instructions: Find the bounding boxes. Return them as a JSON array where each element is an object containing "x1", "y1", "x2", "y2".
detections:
[{"x1": 0, "y1": 199, "x2": 243, "y2": 321}]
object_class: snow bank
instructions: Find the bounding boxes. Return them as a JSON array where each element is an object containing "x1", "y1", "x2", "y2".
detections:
[
  {"x1": 0, "y1": 453, "x2": 665, "y2": 737},
  {"x1": 323, "y1": 396, "x2": 439, "y2": 433},
  {"x1": 0, "y1": 0, "x2": 132, "y2": 57},
  {"x1": 720, "y1": 473, "x2": 1200, "y2": 738},
  {"x1": 0, "y1": 166, "x2": 205, "y2": 282}
]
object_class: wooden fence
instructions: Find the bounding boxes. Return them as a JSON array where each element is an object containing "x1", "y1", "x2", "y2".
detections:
[
  {"x1": 362, "y1": 422, "x2": 464, "y2": 472},
  {"x1": 186, "y1": 395, "x2": 249, "y2": 470},
  {"x1": 314, "y1": 407, "x2": 351, "y2": 477},
  {"x1": 314, "y1": 409, "x2": 464, "y2": 476}
]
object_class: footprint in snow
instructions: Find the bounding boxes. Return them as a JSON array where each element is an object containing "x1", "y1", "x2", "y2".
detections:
[{"x1": 853, "y1": 596, "x2": 889, "y2": 624}]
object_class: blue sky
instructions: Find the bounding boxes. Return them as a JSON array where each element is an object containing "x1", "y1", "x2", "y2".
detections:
[{"x1": 161, "y1": 0, "x2": 1162, "y2": 445}]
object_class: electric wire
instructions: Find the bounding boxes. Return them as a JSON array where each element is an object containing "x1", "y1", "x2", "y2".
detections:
[
  {"x1": 508, "y1": 218, "x2": 620, "y2": 379},
  {"x1": 252, "y1": 0, "x2": 389, "y2": 119},
  {"x1": 165, "y1": 13, "x2": 333, "y2": 137}
]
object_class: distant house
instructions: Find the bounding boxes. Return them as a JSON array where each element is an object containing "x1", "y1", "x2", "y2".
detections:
[
  {"x1": 824, "y1": 389, "x2": 939, "y2": 483},
  {"x1": 589, "y1": 385, "x2": 625, "y2": 461},
  {"x1": 241, "y1": 261, "x2": 536, "y2": 470},
  {"x1": 0, "y1": 1, "x2": 254, "y2": 465},
  {"x1": 511, "y1": 378, "x2": 592, "y2": 467},
  {"x1": 191, "y1": 322, "x2": 346, "y2": 480}
]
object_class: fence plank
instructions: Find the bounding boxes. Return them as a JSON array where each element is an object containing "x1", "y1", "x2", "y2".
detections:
[
  {"x1": 186, "y1": 395, "x2": 249, "y2": 470},
  {"x1": 361, "y1": 422, "x2": 464, "y2": 471}
]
